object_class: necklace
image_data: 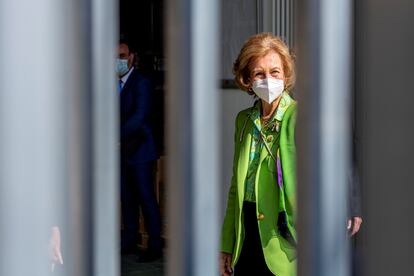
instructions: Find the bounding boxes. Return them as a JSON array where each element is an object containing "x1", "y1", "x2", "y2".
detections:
[
  {"x1": 261, "y1": 116, "x2": 280, "y2": 132},
  {"x1": 261, "y1": 116, "x2": 272, "y2": 129},
  {"x1": 261, "y1": 116, "x2": 270, "y2": 124}
]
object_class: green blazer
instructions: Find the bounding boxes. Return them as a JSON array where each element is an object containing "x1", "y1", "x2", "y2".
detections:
[{"x1": 221, "y1": 102, "x2": 297, "y2": 276}]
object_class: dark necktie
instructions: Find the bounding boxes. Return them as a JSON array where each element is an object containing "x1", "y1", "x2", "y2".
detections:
[{"x1": 118, "y1": 79, "x2": 123, "y2": 94}]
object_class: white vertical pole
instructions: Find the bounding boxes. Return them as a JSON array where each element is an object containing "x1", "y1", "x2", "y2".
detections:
[
  {"x1": 91, "y1": 0, "x2": 119, "y2": 275},
  {"x1": 60, "y1": 2, "x2": 93, "y2": 275},
  {"x1": 296, "y1": 0, "x2": 352, "y2": 275},
  {"x1": 166, "y1": 0, "x2": 220, "y2": 275},
  {"x1": 0, "y1": 0, "x2": 94, "y2": 275},
  {"x1": 0, "y1": 1, "x2": 66, "y2": 275},
  {"x1": 191, "y1": 0, "x2": 220, "y2": 275}
]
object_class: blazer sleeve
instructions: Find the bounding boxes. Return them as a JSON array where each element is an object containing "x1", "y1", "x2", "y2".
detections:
[
  {"x1": 221, "y1": 113, "x2": 242, "y2": 254},
  {"x1": 120, "y1": 76, "x2": 153, "y2": 142},
  {"x1": 279, "y1": 103, "x2": 297, "y2": 218}
]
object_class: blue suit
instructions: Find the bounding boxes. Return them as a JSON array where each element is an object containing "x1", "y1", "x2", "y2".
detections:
[
  {"x1": 120, "y1": 68, "x2": 161, "y2": 251},
  {"x1": 120, "y1": 69, "x2": 158, "y2": 162}
]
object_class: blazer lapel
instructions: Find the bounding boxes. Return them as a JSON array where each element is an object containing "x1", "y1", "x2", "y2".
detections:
[
  {"x1": 259, "y1": 132, "x2": 277, "y2": 165},
  {"x1": 121, "y1": 69, "x2": 138, "y2": 97},
  {"x1": 237, "y1": 119, "x2": 252, "y2": 207}
]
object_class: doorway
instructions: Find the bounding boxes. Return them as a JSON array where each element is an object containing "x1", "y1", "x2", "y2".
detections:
[{"x1": 119, "y1": 0, "x2": 166, "y2": 275}]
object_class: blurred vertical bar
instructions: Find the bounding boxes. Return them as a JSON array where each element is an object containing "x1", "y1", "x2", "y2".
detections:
[
  {"x1": 191, "y1": 1, "x2": 220, "y2": 275},
  {"x1": 296, "y1": 0, "x2": 351, "y2": 275},
  {"x1": 260, "y1": 0, "x2": 294, "y2": 48},
  {"x1": 355, "y1": 1, "x2": 414, "y2": 275},
  {"x1": 257, "y1": 0, "x2": 263, "y2": 33},
  {"x1": 166, "y1": 0, "x2": 220, "y2": 275},
  {"x1": 60, "y1": 1, "x2": 93, "y2": 275},
  {"x1": 0, "y1": 0, "x2": 94, "y2": 275},
  {"x1": 91, "y1": 0, "x2": 118, "y2": 275},
  {"x1": 277, "y1": 0, "x2": 281, "y2": 35},
  {"x1": 261, "y1": 0, "x2": 276, "y2": 33},
  {"x1": 0, "y1": 0, "x2": 65, "y2": 275},
  {"x1": 281, "y1": 0, "x2": 285, "y2": 39},
  {"x1": 290, "y1": 0, "x2": 294, "y2": 47}
]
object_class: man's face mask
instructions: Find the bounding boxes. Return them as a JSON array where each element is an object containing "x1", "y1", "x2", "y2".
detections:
[
  {"x1": 252, "y1": 78, "x2": 284, "y2": 104},
  {"x1": 116, "y1": 58, "x2": 129, "y2": 76}
]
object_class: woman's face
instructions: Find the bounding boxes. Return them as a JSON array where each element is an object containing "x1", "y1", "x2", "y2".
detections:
[{"x1": 250, "y1": 51, "x2": 285, "y2": 84}]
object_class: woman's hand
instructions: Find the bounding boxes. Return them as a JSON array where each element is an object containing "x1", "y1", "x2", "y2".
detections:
[
  {"x1": 347, "y1": 217, "x2": 363, "y2": 236},
  {"x1": 220, "y1": 252, "x2": 233, "y2": 276},
  {"x1": 49, "y1": 226, "x2": 64, "y2": 271}
]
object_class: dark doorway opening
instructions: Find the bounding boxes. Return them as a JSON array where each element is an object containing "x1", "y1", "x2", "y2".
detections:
[{"x1": 119, "y1": 1, "x2": 166, "y2": 275}]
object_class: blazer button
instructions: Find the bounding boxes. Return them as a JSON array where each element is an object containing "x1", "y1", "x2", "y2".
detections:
[
  {"x1": 266, "y1": 135, "x2": 273, "y2": 143},
  {"x1": 257, "y1": 213, "x2": 265, "y2": 221}
]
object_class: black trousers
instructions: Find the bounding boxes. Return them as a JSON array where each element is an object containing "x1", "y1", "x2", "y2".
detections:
[
  {"x1": 121, "y1": 160, "x2": 162, "y2": 250},
  {"x1": 234, "y1": 202, "x2": 274, "y2": 276}
]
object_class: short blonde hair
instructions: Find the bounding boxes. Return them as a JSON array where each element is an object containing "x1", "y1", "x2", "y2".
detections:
[{"x1": 233, "y1": 33, "x2": 295, "y2": 94}]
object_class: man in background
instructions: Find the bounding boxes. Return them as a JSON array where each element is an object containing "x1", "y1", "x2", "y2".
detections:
[{"x1": 118, "y1": 39, "x2": 162, "y2": 262}]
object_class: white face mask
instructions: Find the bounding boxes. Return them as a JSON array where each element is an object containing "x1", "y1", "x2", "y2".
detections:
[{"x1": 252, "y1": 78, "x2": 284, "y2": 104}]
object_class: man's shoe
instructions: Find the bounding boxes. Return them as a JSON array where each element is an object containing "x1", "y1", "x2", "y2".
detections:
[{"x1": 137, "y1": 249, "x2": 162, "y2": 263}]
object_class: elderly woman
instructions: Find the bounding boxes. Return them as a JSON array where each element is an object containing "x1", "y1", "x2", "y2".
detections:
[{"x1": 220, "y1": 33, "x2": 297, "y2": 276}]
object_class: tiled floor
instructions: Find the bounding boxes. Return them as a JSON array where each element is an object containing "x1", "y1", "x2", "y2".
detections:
[{"x1": 121, "y1": 254, "x2": 164, "y2": 276}]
